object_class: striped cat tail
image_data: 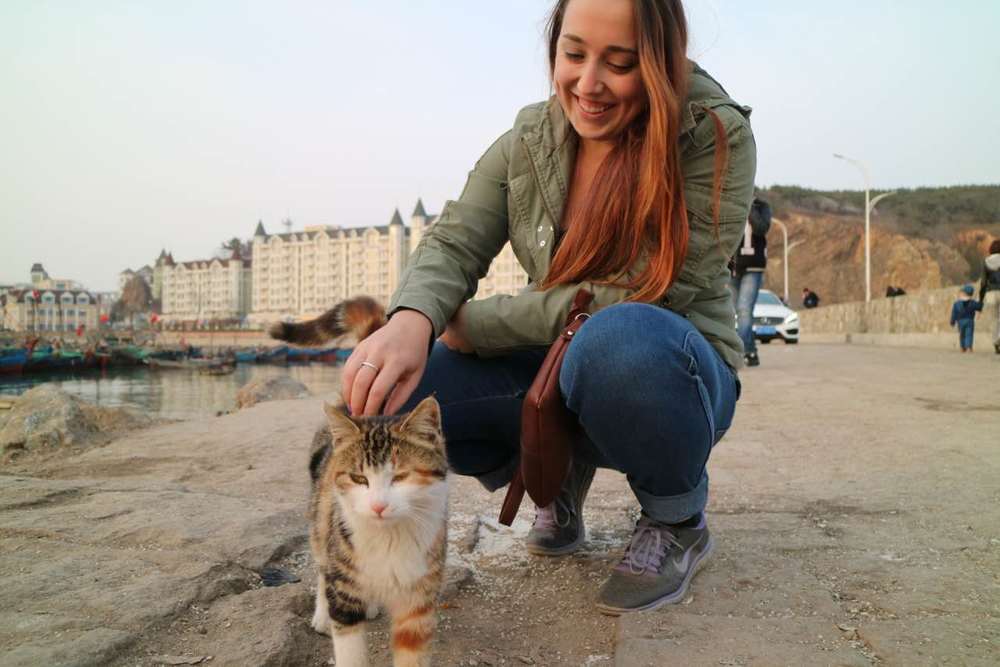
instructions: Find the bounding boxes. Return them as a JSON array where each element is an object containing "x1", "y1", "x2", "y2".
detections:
[{"x1": 268, "y1": 296, "x2": 387, "y2": 346}]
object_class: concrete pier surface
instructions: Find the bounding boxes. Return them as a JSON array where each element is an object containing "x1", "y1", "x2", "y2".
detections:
[{"x1": 0, "y1": 343, "x2": 996, "y2": 666}]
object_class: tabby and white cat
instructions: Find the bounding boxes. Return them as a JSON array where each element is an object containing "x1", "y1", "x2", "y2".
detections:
[{"x1": 308, "y1": 397, "x2": 448, "y2": 667}]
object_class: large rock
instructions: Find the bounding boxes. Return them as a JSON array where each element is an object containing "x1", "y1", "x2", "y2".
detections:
[
  {"x1": 235, "y1": 376, "x2": 310, "y2": 409},
  {"x1": 0, "y1": 385, "x2": 151, "y2": 455}
]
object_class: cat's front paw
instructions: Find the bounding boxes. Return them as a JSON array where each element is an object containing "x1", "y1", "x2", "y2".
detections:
[
  {"x1": 311, "y1": 607, "x2": 332, "y2": 636},
  {"x1": 366, "y1": 603, "x2": 381, "y2": 620}
]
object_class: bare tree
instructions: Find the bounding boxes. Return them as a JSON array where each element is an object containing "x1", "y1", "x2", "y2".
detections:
[
  {"x1": 218, "y1": 237, "x2": 251, "y2": 260},
  {"x1": 119, "y1": 276, "x2": 152, "y2": 332}
]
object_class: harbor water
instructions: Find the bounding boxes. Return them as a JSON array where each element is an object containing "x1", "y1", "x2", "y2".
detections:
[{"x1": 0, "y1": 364, "x2": 343, "y2": 421}]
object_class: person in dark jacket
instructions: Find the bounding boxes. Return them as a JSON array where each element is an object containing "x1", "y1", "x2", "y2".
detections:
[
  {"x1": 729, "y1": 197, "x2": 770, "y2": 366},
  {"x1": 977, "y1": 239, "x2": 1000, "y2": 354},
  {"x1": 950, "y1": 285, "x2": 983, "y2": 353},
  {"x1": 801, "y1": 288, "x2": 819, "y2": 309}
]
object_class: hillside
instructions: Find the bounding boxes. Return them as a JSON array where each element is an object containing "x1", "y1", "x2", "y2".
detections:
[{"x1": 755, "y1": 185, "x2": 1000, "y2": 305}]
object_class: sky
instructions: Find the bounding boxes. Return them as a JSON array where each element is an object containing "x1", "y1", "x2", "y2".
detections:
[{"x1": 2, "y1": 0, "x2": 998, "y2": 292}]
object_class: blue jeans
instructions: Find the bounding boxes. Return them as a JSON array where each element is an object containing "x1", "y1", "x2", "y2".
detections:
[
  {"x1": 400, "y1": 303, "x2": 740, "y2": 523},
  {"x1": 958, "y1": 320, "x2": 974, "y2": 350},
  {"x1": 729, "y1": 271, "x2": 763, "y2": 355}
]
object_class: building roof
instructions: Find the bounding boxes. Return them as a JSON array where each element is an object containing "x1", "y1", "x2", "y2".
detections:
[
  {"x1": 254, "y1": 220, "x2": 267, "y2": 237},
  {"x1": 412, "y1": 199, "x2": 427, "y2": 218},
  {"x1": 173, "y1": 256, "x2": 252, "y2": 270},
  {"x1": 389, "y1": 208, "x2": 404, "y2": 226},
  {"x1": 30, "y1": 263, "x2": 45, "y2": 273},
  {"x1": 5, "y1": 288, "x2": 96, "y2": 303}
]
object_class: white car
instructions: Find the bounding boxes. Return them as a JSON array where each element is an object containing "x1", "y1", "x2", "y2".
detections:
[{"x1": 752, "y1": 289, "x2": 799, "y2": 344}]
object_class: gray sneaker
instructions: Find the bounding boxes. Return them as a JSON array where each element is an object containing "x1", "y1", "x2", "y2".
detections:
[
  {"x1": 525, "y1": 460, "x2": 596, "y2": 556},
  {"x1": 596, "y1": 515, "x2": 714, "y2": 615}
]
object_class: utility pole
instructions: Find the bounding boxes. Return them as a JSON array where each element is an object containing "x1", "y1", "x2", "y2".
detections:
[{"x1": 833, "y1": 154, "x2": 872, "y2": 302}]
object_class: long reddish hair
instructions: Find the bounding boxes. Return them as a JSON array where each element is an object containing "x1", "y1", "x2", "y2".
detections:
[{"x1": 541, "y1": 0, "x2": 729, "y2": 302}]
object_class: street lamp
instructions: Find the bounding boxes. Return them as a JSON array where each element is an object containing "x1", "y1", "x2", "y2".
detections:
[
  {"x1": 772, "y1": 218, "x2": 792, "y2": 303},
  {"x1": 833, "y1": 153, "x2": 874, "y2": 302},
  {"x1": 770, "y1": 218, "x2": 804, "y2": 305}
]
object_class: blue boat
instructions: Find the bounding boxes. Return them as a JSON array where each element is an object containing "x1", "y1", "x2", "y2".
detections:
[
  {"x1": 0, "y1": 348, "x2": 28, "y2": 375},
  {"x1": 234, "y1": 350, "x2": 257, "y2": 363},
  {"x1": 257, "y1": 346, "x2": 288, "y2": 365}
]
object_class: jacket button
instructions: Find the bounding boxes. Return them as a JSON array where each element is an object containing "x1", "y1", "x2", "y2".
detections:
[
  {"x1": 537, "y1": 225, "x2": 543, "y2": 232},
  {"x1": 539, "y1": 240, "x2": 547, "y2": 248}
]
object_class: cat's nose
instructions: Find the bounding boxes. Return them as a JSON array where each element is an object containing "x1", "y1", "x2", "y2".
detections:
[{"x1": 371, "y1": 501, "x2": 388, "y2": 517}]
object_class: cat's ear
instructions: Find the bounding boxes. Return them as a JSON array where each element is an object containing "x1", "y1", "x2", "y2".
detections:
[
  {"x1": 323, "y1": 401, "x2": 360, "y2": 440},
  {"x1": 394, "y1": 396, "x2": 442, "y2": 442}
]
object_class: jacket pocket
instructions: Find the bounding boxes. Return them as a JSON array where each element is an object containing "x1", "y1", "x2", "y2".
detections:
[{"x1": 505, "y1": 171, "x2": 537, "y2": 277}]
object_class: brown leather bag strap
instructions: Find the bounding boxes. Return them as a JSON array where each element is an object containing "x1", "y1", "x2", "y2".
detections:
[
  {"x1": 567, "y1": 289, "x2": 594, "y2": 321},
  {"x1": 498, "y1": 469, "x2": 525, "y2": 526},
  {"x1": 497, "y1": 288, "x2": 594, "y2": 526}
]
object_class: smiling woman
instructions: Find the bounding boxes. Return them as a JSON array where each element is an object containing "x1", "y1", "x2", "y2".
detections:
[{"x1": 327, "y1": 0, "x2": 757, "y2": 624}]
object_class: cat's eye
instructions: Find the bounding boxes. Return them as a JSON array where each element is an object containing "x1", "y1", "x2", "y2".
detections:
[
  {"x1": 392, "y1": 472, "x2": 410, "y2": 483},
  {"x1": 349, "y1": 473, "x2": 368, "y2": 486}
]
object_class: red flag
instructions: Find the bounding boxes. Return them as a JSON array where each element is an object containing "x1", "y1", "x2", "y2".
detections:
[{"x1": 76, "y1": 325, "x2": 84, "y2": 337}]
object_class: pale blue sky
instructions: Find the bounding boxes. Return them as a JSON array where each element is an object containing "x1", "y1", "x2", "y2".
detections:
[{"x1": 2, "y1": 1, "x2": 998, "y2": 291}]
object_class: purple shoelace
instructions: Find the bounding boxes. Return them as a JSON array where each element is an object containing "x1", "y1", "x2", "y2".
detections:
[
  {"x1": 616, "y1": 517, "x2": 685, "y2": 576},
  {"x1": 532, "y1": 497, "x2": 573, "y2": 532}
]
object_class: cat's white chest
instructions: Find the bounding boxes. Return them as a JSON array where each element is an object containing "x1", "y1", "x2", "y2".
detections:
[{"x1": 353, "y1": 524, "x2": 431, "y2": 599}]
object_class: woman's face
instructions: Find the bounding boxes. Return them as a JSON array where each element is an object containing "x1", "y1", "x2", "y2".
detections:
[{"x1": 553, "y1": 0, "x2": 646, "y2": 144}]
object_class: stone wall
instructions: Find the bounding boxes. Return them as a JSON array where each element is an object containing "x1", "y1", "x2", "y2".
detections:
[
  {"x1": 799, "y1": 284, "x2": 998, "y2": 353},
  {"x1": 154, "y1": 330, "x2": 279, "y2": 348}
]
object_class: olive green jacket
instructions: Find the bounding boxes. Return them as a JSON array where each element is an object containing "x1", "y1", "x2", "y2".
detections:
[{"x1": 389, "y1": 64, "x2": 757, "y2": 370}]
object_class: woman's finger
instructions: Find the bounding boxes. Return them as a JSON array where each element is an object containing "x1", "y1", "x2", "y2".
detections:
[
  {"x1": 340, "y1": 344, "x2": 367, "y2": 407},
  {"x1": 348, "y1": 352, "x2": 383, "y2": 416},
  {"x1": 363, "y1": 364, "x2": 399, "y2": 416},
  {"x1": 384, "y1": 370, "x2": 423, "y2": 416}
]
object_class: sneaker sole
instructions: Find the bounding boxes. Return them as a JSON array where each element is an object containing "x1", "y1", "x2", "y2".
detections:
[
  {"x1": 525, "y1": 529, "x2": 585, "y2": 557},
  {"x1": 595, "y1": 534, "x2": 715, "y2": 616}
]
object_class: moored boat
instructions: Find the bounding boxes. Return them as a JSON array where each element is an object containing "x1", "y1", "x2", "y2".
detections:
[
  {"x1": 234, "y1": 350, "x2": 257, "y2": 363},
  {"x1": 256, "y1": 346, "x2": 288, "y2": 365},
  {"x1": 199, "y1": 362, "x2": 236, "y2": 376},
  {"x1": 25, "y1": 348, "x2": 95, "y2": 373},
  {"x1": 146, "y1": 357, "x2": 222, "y2": 370},
  {"x1": 0, "y1": 348, "x2": 28, "y2": 375}
]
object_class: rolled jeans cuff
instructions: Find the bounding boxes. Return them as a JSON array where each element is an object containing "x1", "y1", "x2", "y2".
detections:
[
  {"x1": 630, "y1": 472, "x2": 709, "y2": 524},
  {"x1": 472, "y1": 456, "x2": 520, "y2": 492}
]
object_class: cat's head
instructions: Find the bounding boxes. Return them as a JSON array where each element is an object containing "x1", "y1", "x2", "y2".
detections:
[{"x1": 320, "y1": 397, "x2": 447, "y2": 524}]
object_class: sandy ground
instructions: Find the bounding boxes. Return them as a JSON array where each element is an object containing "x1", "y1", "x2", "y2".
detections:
[{"x1": 0, "y1": 343, "x2": 997, "y2": 666}]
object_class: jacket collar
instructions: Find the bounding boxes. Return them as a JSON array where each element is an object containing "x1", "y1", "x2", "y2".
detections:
[
  {"x1": 519, "y1": 62, "x2": 741, "y2": 227},
  {"x1": 521, "y1": 98, "x2": 577, "y2": 231}
]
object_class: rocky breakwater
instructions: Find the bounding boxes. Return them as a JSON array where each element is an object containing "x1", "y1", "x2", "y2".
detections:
[{"x1": 1, "y1": 385, "x2": 153, "y2": 460}]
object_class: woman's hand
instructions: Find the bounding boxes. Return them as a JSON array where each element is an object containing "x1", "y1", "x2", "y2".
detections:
[
  {"x1": 439, "y1": 306, "x2": 474, "y2": 354},
  {"x1": 342, "y1": 310, "x2": 432, "y2": 416}
]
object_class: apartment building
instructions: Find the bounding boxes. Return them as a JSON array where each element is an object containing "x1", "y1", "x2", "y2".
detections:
[
  {"x1": 246, "y1": 199, "x2": 529, "y2": 323},
  {"x1": 249, "y1": 202, "x2": 425, "y2": 323},
  {"x1": 1, "y1": 289, "x2": 99, "y2": 333},
  {"x1": 160, "y1": 252, "x2": 252, "y2": 324}
]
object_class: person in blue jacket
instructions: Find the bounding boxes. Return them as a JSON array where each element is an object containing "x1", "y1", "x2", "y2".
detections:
[{"x1": 950, "y1": 285, "x2": 983, "y2": 353}]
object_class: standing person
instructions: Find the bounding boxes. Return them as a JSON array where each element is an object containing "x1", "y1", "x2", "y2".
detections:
[
  {"x1": 341, "y1": 0, "x2": 756, "y2": 615},
  {"x1": 950, "y1": 285, "x2": 983, "y2": 353},
  {"x1": 977, "y1": 239, "x2": 1000, "y2": 354},
  {"x1": 729, "y1": 196, "x2": 771, "y2": 366}
]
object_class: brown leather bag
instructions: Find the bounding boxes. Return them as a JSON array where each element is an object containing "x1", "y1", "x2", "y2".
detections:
[{"x1": 498, "y1": 289, "x2": 594, "y2": 526}]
